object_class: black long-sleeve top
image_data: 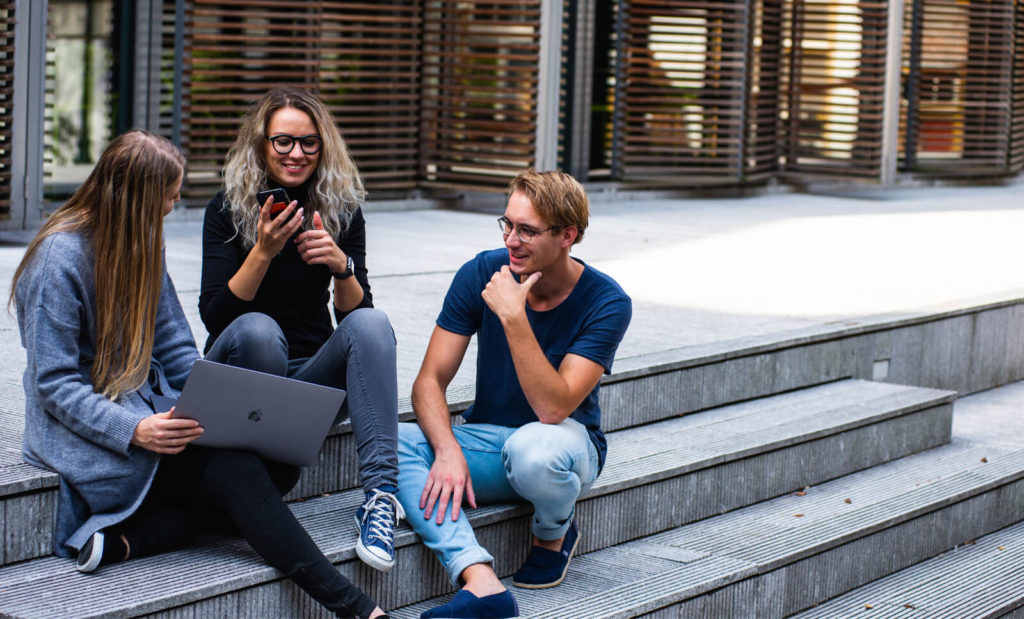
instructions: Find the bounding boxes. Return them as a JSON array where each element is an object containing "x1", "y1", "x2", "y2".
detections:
[{"x1": 199, "y1": 189, "x2": 373, "y2": 359}]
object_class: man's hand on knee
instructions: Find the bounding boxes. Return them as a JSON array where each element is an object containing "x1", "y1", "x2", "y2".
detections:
[{"x1": 420, "y1": 450, "x2": 477, "y2": 524}]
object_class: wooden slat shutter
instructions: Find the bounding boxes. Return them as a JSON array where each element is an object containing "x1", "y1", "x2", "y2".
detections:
[
  {"x1": 617, "y1": 0, "x2": 751, "y2": 185},
  {"x1": 419, "y1": 0, "x2": 541, "y2": 191},
  {"x1": 901, "y1": 0, "x2": 1015, "y2": 173},
  {"x1": 319, "y1": 2, "x2": 421, "y2": 192},
  {"x1": 183, "y1": 1, "x2": 320, "y2": 200},
  {"x1": 0, "y1": 3, "x2": 12, "y2": 218},
  {"x1": 182, "y1": 1, "x2": 421, "y2": 200},
  {"x1": 780, "y1": 0, "x2": 888, "y2": 177},
  {"x1": 1010, "y1": 0, "x2": 1024, "y2": 171}
]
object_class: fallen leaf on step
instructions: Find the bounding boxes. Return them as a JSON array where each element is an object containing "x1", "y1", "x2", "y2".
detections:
[
  {"x1": 904, "y1": 604, "x2": 916, "y2": 609},
  {"x1": 794, "y1": 491, "x2": 806, "y2": 496},
  {"x1": 844, "y1": 498, "x2": 852, "y2": 504},
  {"x1": 981, "y1": 457, "x2": 988, "y2": 463},
  {"x1": 794, "y1": 513, "x2": 804, "y2": 517},
  {"x1": 999, "y1": 546, "x2": 1006, "y2": 550},
  {"x1": 864, "y1": 603, "x2": 873, "y2": 609}
]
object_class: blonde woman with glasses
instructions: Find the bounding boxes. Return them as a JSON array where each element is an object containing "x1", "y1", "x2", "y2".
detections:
[
  {"x1": 199, "y1": 86, "x2": 402, "y2": 573},
  {"x1": 12, "y1": 130, "x2": 390, "y2": 618}
]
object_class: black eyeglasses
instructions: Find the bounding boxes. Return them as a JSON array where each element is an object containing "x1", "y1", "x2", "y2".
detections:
[
  {"x1": 266, "y1": 134, "x2": 322, "y2": 155},
  {"x1": 497, "y1": 216, "x2": 556, "y2": 244}
]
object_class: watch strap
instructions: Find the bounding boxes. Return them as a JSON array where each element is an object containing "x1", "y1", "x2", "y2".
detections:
[{"x1": 332, "y1": 255, "x2": 355, "y2": 280}]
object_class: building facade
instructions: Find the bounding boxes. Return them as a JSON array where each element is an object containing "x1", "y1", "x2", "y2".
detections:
[{"x1": 3, "y1": 0, "x2": 1024, "y2": 228}]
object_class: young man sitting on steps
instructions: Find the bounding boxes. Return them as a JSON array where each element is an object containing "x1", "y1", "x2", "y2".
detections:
[{"x1": 395, "y1": 170, "x2": 632, "y2": 618}]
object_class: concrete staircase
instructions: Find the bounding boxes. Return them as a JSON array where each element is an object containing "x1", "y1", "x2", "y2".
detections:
[
  {"x1": 1, "y1": 298, "x2": 1024, "y2": 617},
  {"x1": 791, "y1": 518, "x2": 1024, "y2": 618}
]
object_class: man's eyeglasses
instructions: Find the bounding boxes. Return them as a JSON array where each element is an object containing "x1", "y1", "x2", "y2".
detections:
[
  {"x1": 267, "y1": 134, "x2": 323, "y2": 156},
  {"x1": 497, "y1": 216, "x2": 556, "y2": 244}
]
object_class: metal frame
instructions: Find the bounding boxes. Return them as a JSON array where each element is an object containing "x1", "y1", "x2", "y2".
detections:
[
  {"x1": 172, "y1": 0, "x2": 184, "y2": 146},
  {"x1": 535, "y1": 0, "x2": 564, "y2": 172},
  {"x1": 610, "y1": 0, "x2": 626, "y2": 180},
  {"x1": 6, "y1": 0, "x2": 46, "y2": 230},
  {"x1": 134, "y1": 0, "x2": 165, "y2": 131},
  {"x1": 563, "y1": 0, "x2": 596, "y2": 180},
  {"x1": 880, "y1": 0, "x2": 905, "y2": 185}
]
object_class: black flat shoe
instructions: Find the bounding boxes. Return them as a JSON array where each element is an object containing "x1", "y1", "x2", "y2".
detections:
[{"x1": 76, "y1": 531, "x2": 104, "y2": 573}]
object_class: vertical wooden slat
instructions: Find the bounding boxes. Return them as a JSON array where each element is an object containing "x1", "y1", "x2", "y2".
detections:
[
  {"x1": 419, "y1": 0, "x2": 541, "y2": 191},
  {"x1": 0, "y1": 4, "x2": 13, "y2": 218},
  {"x1": 781, "y1": 0, "x2": 888, "y2": 178},
  {"x1": 618, "y1": 0, "x2": 750, "y2": 184},
  {"x1": 744, "y1": 0, "x2": 783, "y2": 179}
]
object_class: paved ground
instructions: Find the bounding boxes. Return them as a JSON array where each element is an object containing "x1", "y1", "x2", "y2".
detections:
[{"x1": 1, "y1": 182, "x2": 1024, "y2": 400}]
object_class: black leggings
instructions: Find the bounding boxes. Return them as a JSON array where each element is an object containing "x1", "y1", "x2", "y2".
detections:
[{"x1": 115, "y1": 446, "x2": 376, "y2": 618}]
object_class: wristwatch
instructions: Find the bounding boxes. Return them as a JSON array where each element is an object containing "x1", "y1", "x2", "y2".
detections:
[{"x1": 332, "y1": 255, "x2": 355, "y2": 280}]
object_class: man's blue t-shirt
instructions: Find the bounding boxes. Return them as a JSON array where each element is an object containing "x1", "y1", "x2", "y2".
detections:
[{"x1": 437, "y1": 248, "x2": 632, "y2": 470}]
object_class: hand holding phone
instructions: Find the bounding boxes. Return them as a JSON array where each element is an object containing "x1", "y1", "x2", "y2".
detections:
[{"x1": 256, "y1": 188, "x2": 291, "y2": 220}]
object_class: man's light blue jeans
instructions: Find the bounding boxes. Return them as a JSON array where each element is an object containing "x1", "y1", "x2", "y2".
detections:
[{"x1": 396, "y1": 418, "x2": 599, "y2": 584}]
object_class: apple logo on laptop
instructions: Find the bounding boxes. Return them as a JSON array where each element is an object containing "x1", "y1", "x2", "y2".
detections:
[{"x1": 248, "y1": 409, "x2": 263, "y2": 422}]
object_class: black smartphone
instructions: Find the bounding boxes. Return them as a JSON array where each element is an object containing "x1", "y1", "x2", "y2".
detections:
[{"x1": 256, "y1": 188, "x2": 291, "y2": 219}]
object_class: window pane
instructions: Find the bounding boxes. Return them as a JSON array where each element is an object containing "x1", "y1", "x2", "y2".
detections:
[{"x1": 44, "y1": 0, "x2": 115, "y2": 200}]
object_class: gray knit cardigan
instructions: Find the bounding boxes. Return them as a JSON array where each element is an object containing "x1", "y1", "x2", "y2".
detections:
[{"x1": 15, "y1": 231, "x2": 199, "y2": 556}]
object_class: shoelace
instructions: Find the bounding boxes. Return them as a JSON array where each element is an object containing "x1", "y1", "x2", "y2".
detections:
[{"x1": 361, "y1": 490, "x2": 406, "y2": 550}]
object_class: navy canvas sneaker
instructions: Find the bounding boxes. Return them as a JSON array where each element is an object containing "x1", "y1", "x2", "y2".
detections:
[
  {"x1": 354, "y1": 488, "x2": 405, "y2": 572},
  {"x1": 420, "y1": 589, "x2": 519, "y2": 619},
  {"x1": 511, "y1": 519, "x2": 580, "y2": 589}
]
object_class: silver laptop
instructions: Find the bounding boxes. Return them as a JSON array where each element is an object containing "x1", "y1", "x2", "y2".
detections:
[{"x1": 163, "y1": 360, "x2": 345, "y2": 466}]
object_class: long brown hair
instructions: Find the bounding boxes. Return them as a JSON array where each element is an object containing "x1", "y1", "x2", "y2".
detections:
[
  {"x1": 11, "y1": 130, "x2": 184, "y2": 399},
  {"x1": 223, "y1": 86, "x2": 364, "y2": 248}
]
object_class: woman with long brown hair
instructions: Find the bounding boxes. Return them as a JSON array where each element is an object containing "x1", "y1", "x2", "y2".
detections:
[
  {"x1": 200, "y1": 86, "x2": 401, "y2": 572},
  {"x1": 12, "y1": 130, "x2": 389, "y2": 618}
]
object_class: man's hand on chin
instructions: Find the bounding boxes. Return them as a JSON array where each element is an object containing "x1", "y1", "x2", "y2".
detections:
[{"x1": 482, "y1": 266, "x2": 541, "y2": 322}]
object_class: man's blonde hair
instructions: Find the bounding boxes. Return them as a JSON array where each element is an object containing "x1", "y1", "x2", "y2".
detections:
[{"x1": 507, "y1": 169, "x2": 589, "y2": 244}]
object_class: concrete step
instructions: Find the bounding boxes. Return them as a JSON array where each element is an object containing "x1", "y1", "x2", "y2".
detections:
[
  {"x1": 790, "y1": 520, "x2": 1024, "y2": 618},
  {"x1": 0, "y1": 382, "x2": 476, "y2": 567},
  {"x1": 0, "y1": 379, "x2": 954, "y2": 616},
  {"x1": 0, "y1": 346, "x2": 938, "y2": 567},
  {"x1": 391, "y1": 443, "x2": 1024, "y2": 618}
]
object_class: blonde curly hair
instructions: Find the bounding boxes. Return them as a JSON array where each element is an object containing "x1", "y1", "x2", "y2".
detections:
[{"x1": 222, "y1": 86, "x2": 365, "y2": 248}]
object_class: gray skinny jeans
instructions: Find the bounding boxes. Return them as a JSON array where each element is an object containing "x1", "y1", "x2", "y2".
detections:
[{"x1": 205, "y1": 309, "x2": 399, "y2": 492}]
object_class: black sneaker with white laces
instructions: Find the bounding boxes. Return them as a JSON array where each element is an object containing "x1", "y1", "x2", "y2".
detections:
[{"x1": 77, "y1": 531, "x2": 105, "y2": 573}]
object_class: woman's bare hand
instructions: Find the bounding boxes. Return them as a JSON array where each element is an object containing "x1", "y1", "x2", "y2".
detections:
[
  {"x1": 131, "y1": 409, "x2": 203, "y2": 454},
  {"x1": 253, "y1": 196, "x2": 304, "y2": 259}
]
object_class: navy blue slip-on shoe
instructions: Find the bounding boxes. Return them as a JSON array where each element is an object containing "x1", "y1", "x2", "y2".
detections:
[
  {"x1": 511, "y1": 519, "x2": 579, "y2": 589},
  {"x1": 420, "y1": 589, "x2": 519, "y2": 619}
]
